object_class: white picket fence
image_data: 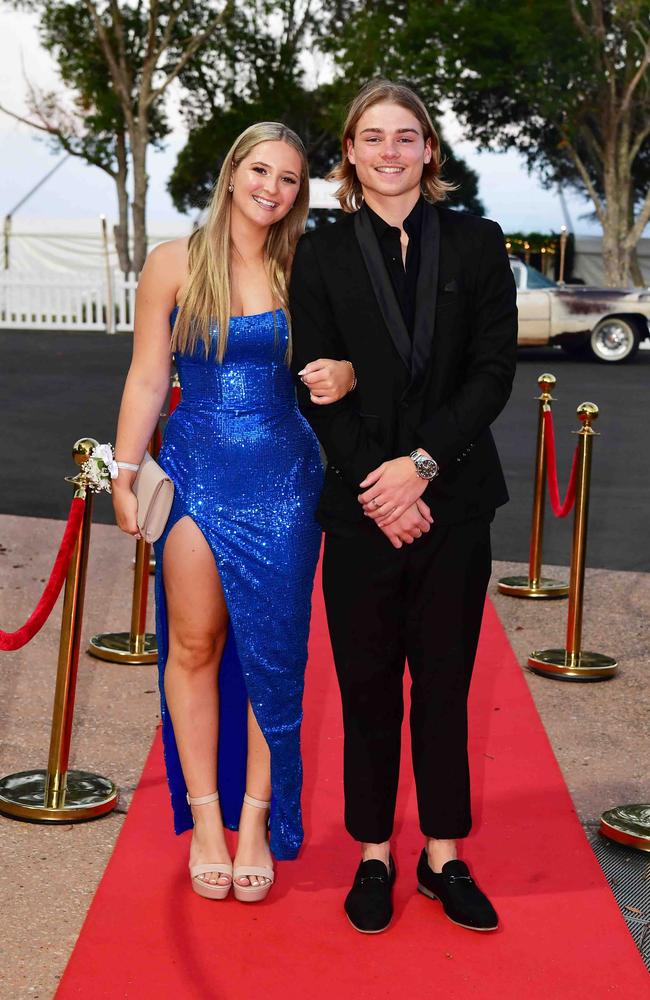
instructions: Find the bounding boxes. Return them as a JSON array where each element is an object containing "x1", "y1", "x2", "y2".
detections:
[{"x1": 0, "y1": 271, "x2": 138, "y2": 333}]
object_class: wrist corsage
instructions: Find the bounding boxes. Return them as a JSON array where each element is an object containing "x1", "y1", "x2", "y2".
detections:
[{"x1": 81, "y1": 443, "x2": 119, "y2": 494}]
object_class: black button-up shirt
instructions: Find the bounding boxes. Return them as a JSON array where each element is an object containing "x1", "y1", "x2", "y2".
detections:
[{"x1": 364, "y1": 196, "x2": 424, "y2": 338}]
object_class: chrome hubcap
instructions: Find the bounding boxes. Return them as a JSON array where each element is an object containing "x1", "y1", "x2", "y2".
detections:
[{"x1": 592, "y1": 320, "x2": 634, "y2": 360}]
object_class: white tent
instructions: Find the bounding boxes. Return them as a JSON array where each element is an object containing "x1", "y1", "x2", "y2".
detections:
[{"x1": 3, "y1": 216, "x2": 189, "y2": 274}]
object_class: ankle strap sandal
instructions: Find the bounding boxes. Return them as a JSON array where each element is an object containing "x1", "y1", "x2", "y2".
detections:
[
  {"x1": 186, "y1": 790, "x2": 233, "y2": 900},
  {"x1": 233, "y1": 794, "x2": 274, "y2": 903}
]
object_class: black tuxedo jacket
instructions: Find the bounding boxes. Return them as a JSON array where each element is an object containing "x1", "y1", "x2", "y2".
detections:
[{"x1": 289, "y1": 202, "x2": 518, "y2": 533}]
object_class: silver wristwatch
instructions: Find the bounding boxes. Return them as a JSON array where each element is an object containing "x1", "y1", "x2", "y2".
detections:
[{"x1": 410, "y1": 449, "x2": 439, "y2": 481}]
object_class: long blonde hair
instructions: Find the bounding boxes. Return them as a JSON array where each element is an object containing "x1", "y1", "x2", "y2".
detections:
[
  {"x1": 172, "y1": 122, "x2": 310, "y2": 361},
  {"x1": 328, "y1": 79, "x2": 456, "y2": 213}
]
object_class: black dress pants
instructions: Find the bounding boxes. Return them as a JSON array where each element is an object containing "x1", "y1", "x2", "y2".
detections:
[{"x1": 322, "y1": 514, "x2": 492, "y2": 844}]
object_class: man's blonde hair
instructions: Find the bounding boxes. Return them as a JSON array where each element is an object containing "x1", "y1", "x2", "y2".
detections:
[{"x1": 328, "y1": 79, "x2": 455, "y2": 213}]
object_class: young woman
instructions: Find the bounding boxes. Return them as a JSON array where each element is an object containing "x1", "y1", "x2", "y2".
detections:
[{"x1": 112, "y1": 122, "x2": 354, "y2": 902}]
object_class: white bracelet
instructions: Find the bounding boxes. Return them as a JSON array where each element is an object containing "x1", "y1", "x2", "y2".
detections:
[{"x1": 116, "y1": 461, "x2": 140, "y2": 472}]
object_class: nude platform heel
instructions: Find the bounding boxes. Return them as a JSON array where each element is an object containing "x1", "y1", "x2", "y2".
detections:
[
  {"x1": 232, "y1": 794, "x2": 275, "y2": 903},
  {"x1": 187, "y1": 791, "x2": 233, "y2": 900}
]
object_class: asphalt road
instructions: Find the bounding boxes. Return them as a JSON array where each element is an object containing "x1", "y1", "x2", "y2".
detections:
[{"x1": 1, "y1": 330, "x2": 648, "y2": 571}]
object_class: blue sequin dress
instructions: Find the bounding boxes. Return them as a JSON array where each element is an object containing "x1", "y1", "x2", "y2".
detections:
[{"x1": 154, "y1": 308, "x2": 322, "y2": 860}]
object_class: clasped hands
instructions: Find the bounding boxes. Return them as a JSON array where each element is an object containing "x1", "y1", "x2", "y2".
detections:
[
  {"x1": 298, "y1": 360, "x2": 433, "y2": 548},
  {"x1": 358, "y1": 456, "x2": 433, "y2": 549}
]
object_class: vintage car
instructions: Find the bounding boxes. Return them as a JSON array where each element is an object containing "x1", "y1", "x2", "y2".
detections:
[{"x1": 510, "y1": 258, "x2": 650, "y2": 362}]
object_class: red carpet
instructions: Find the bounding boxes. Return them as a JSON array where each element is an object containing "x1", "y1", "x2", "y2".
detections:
[{"x1": 56, "y1": 585, "x2": 647, "y2": 999}]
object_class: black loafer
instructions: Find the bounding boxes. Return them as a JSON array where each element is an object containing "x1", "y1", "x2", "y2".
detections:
[
  {"x1": 416, "y1": 852, "x2": 498, "y2": 931},
  {"x1": 344, "y1": 855, "x2": 396, "y2": 934}
]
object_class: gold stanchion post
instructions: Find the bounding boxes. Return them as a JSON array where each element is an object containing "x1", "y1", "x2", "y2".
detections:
[
  {"x1": 88, "y1": 434, "x2": 157, "y2": 665},
  {"x1": 0, "y1": 439, "x2": 119, "y2": 822},
  {"x1": 527, "y1": 403, "x2": 618, "y2": 680},
  {"x1": 498, "y1": 374, "x2": 569, "y2": 598},
  {"x1": 599, "y1": 804, "x2": 650, "y2": 852}
]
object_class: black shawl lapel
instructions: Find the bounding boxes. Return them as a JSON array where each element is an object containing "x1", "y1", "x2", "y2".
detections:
[
  {"x1": 353, "y1": 209, "x2": 411, "y2": 373},
  {"x1": 410, "y1": 202, "x2": 440, "y2": 386}
]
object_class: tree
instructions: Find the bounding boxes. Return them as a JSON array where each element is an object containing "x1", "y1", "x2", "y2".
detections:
[
  {"x1": 7, "y1": 1, "x2": 231, "y2": 273},
  {"x1": 432, "y1": 0, "x2": 650, "y2": 287},
  {"x1": 2, "y1": 2, "x2": 167, "y2": 273},
  {"x1": 168, "y1": 0, "x2": 484, "y2": 215}
]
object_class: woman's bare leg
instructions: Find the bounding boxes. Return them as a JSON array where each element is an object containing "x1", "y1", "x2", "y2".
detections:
[
  {"x1": 234, "y1": 704, "x2": 273, "y2": 887},
  {"x1": 163, "y1": 516, "x2": 230, "y2": 885}
]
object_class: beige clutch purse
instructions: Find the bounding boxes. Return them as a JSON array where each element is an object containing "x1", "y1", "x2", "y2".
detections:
[{"x1": 132, "y1": 452, "x2": 174, "y2": 543}]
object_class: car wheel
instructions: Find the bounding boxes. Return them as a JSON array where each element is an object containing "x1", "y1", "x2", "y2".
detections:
[{"x1": 588, "y1": 317, "x2": 640, "y2": 363}]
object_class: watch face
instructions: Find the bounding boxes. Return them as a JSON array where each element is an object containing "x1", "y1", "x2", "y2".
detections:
[
  {"x1": 410, "y1": 450, "x2": 438, "y2": 480},
  {"x1": 413, "y1": 454, "x2": 437, "y2": 479}
]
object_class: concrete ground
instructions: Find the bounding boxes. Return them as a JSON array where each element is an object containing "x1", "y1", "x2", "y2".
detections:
[{"x1": 1, "y1": 512, "x2": 648, "y2": 998}]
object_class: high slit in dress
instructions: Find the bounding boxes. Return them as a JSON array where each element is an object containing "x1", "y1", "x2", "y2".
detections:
[{"x1": 154, "y1": 307, "x2": 322, "y2": 860}]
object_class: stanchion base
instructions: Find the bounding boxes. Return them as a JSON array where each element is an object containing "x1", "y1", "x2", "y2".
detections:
[
  {"x1": 0, "y1": 769, "x2": 118, "y2": 823},
  {"x1": 132, "y1": 554, "x2": 156, "y2": 575},
  {"x1": 87, "y1": 632, "x2": 157, "y2": 664},
  {"x1": 527, "y1": 648, "x2": 618, "y2": 681},
  {"x1": 599, "y1": 804, "x2": 650, "y2": 853},
  {"x1": 497, "y1": 576, "x2": 569, "y2": 598}
]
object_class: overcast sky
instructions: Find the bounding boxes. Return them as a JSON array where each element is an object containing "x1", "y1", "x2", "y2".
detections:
[{"x1": 1, "y1": 9, "x2": 603, "y2": 236}]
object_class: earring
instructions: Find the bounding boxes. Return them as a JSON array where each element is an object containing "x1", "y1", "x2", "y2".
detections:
[{"x1": 228, "y1": 181, "x2": 234, "y2": 193}]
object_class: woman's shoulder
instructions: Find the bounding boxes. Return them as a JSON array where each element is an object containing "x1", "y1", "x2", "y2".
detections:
[
  {"x1": 139, "y1": 237, "x2": 190, "y2": 297},
  {"x1": 146, "y1": 236, "x2": 191, "y2": 270}
]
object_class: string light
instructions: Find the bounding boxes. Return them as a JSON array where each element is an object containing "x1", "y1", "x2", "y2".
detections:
[{"x1": 504, "y1": 233, "x2": 564, "y2": 254}]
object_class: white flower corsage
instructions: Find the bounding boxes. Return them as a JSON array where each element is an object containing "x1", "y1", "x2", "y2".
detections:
[{"x1": 81, "y1": 442, "x2": 118, "y2": 493}]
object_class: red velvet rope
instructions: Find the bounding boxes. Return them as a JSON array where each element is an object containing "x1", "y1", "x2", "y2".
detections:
[
  {"x1": 0, "y1": 497, "x2": 85, "y2": 651},
  {"x1": 543, "y1": 408, "x2": 579, "y2": 518},
  {"x1": 168, "y1": 384, "x2": 181, "y2": 415}
]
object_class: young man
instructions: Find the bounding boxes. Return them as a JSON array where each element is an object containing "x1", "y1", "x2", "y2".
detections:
[{"x1": 290, "y1": 80, "x2": 517, "y2": 934}]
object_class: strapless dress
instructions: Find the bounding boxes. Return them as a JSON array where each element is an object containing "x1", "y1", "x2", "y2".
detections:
[{"x1": 154, "y1": 307, "x2": 322, "y2": 859}]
